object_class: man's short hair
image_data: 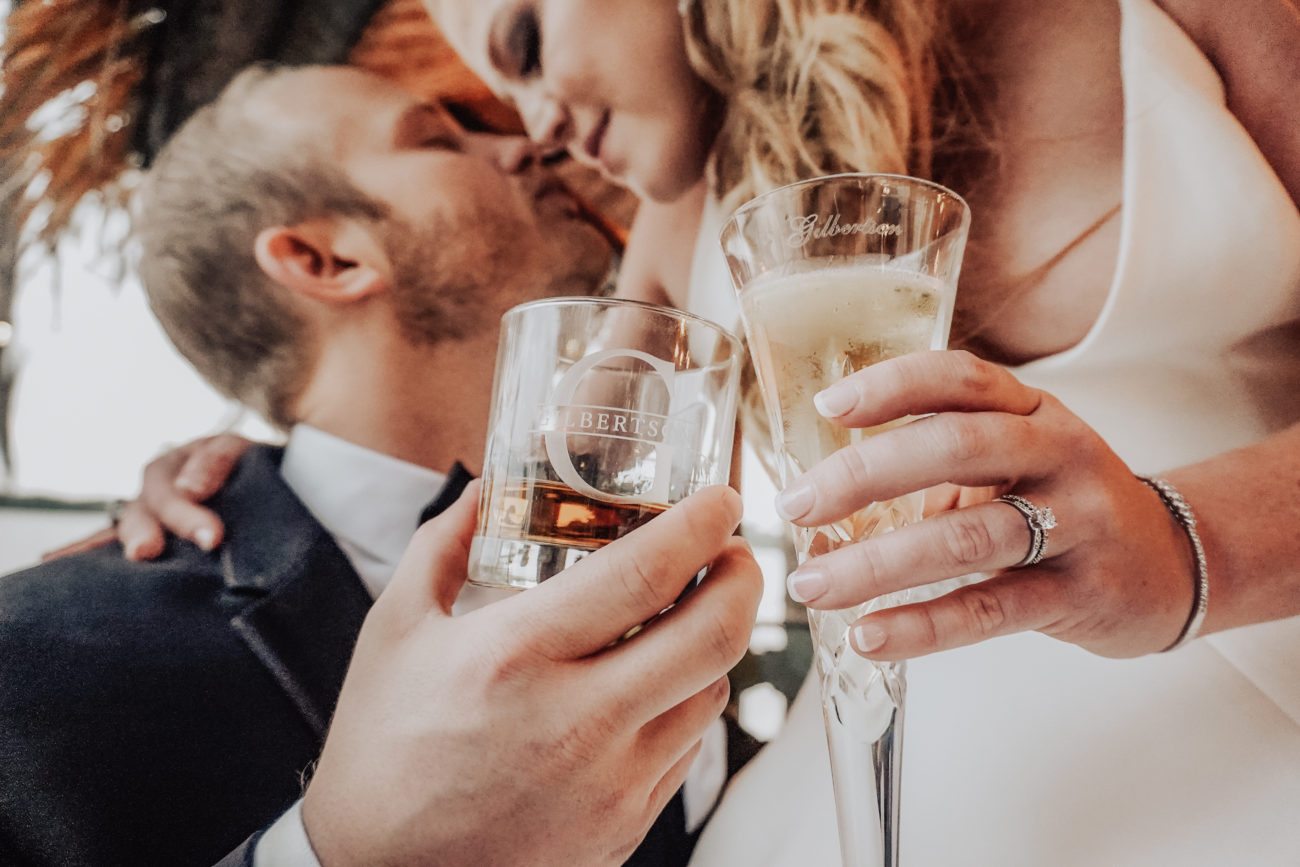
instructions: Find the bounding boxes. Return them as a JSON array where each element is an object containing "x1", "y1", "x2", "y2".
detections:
[{"x1": 135, "y1": 65, "x2": 389, "y2": 428}]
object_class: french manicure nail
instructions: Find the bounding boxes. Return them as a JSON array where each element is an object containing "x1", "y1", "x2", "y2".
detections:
[
  {"x1": 814, "y1": 384, "x2": 856, "y2": 418},
  {"x1": 774, "y1": 482, "x2": 815, "y2": 522},
  {"x1": 852, "y1": 623, "x2": 887, "y2": 653},
  {"x1": 787, "y1": 569, "x2": 828, "y2": 603},
  {"x1": 195, "y1": 528, "x2": 217, "y2": 550}
]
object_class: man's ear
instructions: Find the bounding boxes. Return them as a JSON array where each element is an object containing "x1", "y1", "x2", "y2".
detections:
[{"x1": 254, "y1": 219, "x2": 390, "y2": 303}]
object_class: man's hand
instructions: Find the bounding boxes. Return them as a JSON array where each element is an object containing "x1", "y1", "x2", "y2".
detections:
[{"x1": 302, "y1": 482, "x2": 762, "y2": 867}]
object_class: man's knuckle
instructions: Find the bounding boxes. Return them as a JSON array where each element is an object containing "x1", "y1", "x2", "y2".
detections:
[
  {"x1": 618, "y1": 558, "x2": 668, "y2": 614},
  {"x1": 704, "y1": 609, "x2": 746, "y2": 668},
  {"x1": 544, "y1": 713, "x2": 609, "y2": 769},
  {"x1": 480, "y1": 640, "x2": 528, "y2": 685}
]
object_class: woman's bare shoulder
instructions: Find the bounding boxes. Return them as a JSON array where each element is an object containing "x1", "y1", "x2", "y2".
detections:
[
  {"x1": 1153, "y1": 0, "x2": 1299, "y2": 68},
  {"x1": 1152, "y1": 0, "x2": 1299, "y2": 203}
]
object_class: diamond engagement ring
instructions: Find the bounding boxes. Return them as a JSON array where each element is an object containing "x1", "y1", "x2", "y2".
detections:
[{"x1": 995, "y1": 494, "x2": 1057, "y2": 567}]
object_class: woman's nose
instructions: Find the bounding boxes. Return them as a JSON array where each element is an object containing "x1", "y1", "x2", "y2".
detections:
[{"x1": 518, "y1": 92, "x2": 572, "y2": 154}]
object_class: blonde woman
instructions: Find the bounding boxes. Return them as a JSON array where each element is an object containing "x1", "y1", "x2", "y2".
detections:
[
  {"x1": 118, "y1": 0, "x2": 1298, "y2": 861},
  {"x1": 374, "y1": 0, "x2": 1300, "y2": 659}
]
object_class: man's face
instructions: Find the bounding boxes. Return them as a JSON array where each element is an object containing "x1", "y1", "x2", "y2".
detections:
[{"x1": 248, "y1": 66, "x2": 614, "y2": 336}]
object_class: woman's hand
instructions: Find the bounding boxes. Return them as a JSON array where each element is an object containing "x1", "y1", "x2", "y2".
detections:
[
  {"x1": 778, "y1": 350, "x2": 1198, "y2": 660},
  {"x1": 116, "y1": 432, "x2": 252, "y2": 559},
  {"x1": 41, "y1": 433, "x2": 253, "y2": 562}
]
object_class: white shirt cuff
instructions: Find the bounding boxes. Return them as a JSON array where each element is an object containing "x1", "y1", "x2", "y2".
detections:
[
  {"x1": 251, "y1": 722, "x2": 724, "y2": 862},
  {"x1": 252, "y1": 799, "x2": 322, "y2": 867},
  {"x1": 682, "y1": 717, "x2": 728, "y2": 833}
]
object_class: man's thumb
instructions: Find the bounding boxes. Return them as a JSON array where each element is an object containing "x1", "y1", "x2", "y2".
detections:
[{"x1": 381, "y1": 479, "x2": 482, "y2": 620}]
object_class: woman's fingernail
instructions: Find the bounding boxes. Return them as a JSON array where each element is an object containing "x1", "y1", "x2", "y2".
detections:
[
  {"x1": 195, "y1": 528, "x2": 217, "y2": 550},
  {"x1": 775, "y1": 482, "x2": 815, "y2": 522},
  {"x1": 177, "y1": 474, "x2": 206, "y2": 495},
  {"x1": 787, "y1": 568, "x2": 828, "y2": 603},
  {"x1": 851, "y1": 623, "x2": 888, "y2": 654},
  {"x1": 814, "y1": 384, "x2": 856, "y2": 418}
]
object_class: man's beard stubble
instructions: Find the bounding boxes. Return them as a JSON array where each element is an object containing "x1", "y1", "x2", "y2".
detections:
[{"x1": 383, "y1": 208, "x2": 612, "y2": 348}]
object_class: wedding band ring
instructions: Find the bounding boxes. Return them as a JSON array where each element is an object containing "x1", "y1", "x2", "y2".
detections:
[{"x1": 995, "y1": 494, "x2": 1057, "y2": 567}]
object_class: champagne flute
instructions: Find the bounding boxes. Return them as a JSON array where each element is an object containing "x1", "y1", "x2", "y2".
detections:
[{"x1": 721, "y1": 173, "x2": 970, "y2": 867}]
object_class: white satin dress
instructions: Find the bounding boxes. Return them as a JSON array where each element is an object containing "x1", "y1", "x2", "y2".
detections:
[{"x1": 688, "y1": 0, "x2": 1300, "y2": 863}]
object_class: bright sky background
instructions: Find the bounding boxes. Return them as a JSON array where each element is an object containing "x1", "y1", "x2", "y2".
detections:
[{"x1": 5, "y1": 206, "x2": 276, "y2": 500}]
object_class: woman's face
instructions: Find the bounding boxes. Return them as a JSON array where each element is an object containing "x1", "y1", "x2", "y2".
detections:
[{"x1": 429, "y1": 0, "x2": 721, "y2": 203}]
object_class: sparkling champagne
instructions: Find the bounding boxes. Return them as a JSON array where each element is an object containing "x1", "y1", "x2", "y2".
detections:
[
  {"x1": 740, "y1": 265, "x2": 945, "y2": 552},
  {"x1": 470, "y1": 479, "x2": 668, "y2": 588},
  {"x1": 741, "y1": 265, "x2": 943, "y2": 469}
]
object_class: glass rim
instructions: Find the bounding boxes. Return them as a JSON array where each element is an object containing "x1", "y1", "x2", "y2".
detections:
[
  {"x1": 720, "y1": 171, "x2": 970, "y2": 230},
  {"x1": 503, "y1": 295, "x2": 743, "y2": 354}
]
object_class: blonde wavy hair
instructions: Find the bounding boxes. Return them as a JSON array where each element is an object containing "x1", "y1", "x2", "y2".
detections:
[{"x1": 681, "y1": 0, "x2": 979, "y2": 214}]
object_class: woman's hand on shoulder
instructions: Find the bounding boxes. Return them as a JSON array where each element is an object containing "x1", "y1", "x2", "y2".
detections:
[
  {"x1": 118, "y1": 432, "x2": 251, "y2": 559},
  {"x1": 43, "y1": 433, "x2": 252, "y2": 562},
  {"x1": 119, "y1": 432, "x2": 252, "y2": 558}
]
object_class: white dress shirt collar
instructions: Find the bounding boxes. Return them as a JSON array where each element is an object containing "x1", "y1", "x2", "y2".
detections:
[{"x1": 279, "y1": 425, "x2": 445, "y2": 600}]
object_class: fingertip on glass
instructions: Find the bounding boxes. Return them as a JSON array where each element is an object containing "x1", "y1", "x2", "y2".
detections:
[
  {"x1": 774, "y1": 482, "x2": 815, "y2": 522},
  {"x1": 813, "y1": 384, "x2": 856, "y2": 419},
  {"x1": 851, "y1": 622, "x2": 888, "y2": 654},
  {"x1": 786, "y1": 568, "x2": 828, "y2": 603}
]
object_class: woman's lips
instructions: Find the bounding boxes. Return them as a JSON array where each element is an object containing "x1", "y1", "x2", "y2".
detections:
[{"x1": 582, "y1": 110, "x2": 611, "y2": 168}]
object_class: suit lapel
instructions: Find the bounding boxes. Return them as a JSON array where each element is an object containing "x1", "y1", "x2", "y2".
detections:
[
  {"x1": 215, "y1": 446, "x2": 372, "y2": 739},
  {"x1": 230, "y1": 556, "x2": 371, "y2": 739},
  {"x1": 219, "y1": 449, "x2": 475, "y2": 740}
]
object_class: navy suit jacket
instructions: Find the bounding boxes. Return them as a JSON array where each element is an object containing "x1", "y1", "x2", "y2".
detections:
[{"x1": 0, "y1": 446, "x2": 697, "y2": 866}]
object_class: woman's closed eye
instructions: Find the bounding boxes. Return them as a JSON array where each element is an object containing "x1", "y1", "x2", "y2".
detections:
[{"x1": 492, "y1": 4, "x2": 542, "y2": 80}]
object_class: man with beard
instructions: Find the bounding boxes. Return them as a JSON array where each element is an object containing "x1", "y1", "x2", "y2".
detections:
[{"x1": 0, "y1": 65, "x2": 762, "y2": 867}]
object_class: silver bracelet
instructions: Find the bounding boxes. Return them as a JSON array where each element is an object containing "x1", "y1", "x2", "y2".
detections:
[{"x1": 1138, "y1": 476, "x2": 1209, "y2": 652}]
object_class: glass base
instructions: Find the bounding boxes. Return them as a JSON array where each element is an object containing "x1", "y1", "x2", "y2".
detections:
[{"x1": 468, "y1": 535, "x2": 592, "y2": 589}]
